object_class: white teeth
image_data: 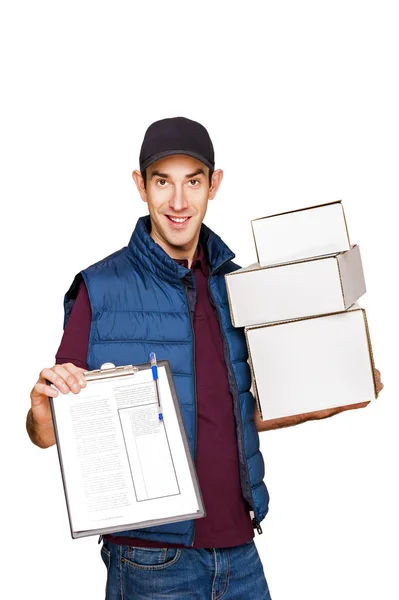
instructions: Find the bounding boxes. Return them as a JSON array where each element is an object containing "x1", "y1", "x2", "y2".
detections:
[{"x1": 169, "y1": 217, "x2": 188, "y2": 223}]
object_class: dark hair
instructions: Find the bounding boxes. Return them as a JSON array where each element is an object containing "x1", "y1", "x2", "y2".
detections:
[{"x1": 141, "y1": 168, "x2": 214, "y2": 189}]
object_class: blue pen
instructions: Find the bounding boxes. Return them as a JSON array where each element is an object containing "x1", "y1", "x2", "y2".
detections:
[{"x1": 149, "y1": 352, "x2": 163, "y2": 421}]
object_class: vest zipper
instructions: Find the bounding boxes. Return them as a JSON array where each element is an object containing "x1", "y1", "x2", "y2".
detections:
[
  {"x1": 207, "y1": 275, "x2": 261, "y2": 530},
  {"x1": 183, "y1": 280, "x2": 197, "y2": 547},
  {"x1": 252, "y1": 516, "x2": 263, "y2": 534}
]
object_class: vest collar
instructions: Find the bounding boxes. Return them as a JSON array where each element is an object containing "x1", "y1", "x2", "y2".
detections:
[{"x1": 127, "y1": 215, "x2": 235, "y2": 283}]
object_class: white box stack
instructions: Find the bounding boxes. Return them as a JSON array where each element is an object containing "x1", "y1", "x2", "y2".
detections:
[{"x1": 225, "y1": 200, "x2": 379, "y2": 421}]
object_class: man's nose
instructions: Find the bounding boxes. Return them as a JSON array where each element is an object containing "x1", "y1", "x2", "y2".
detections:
[{"x1": 169, "y1": 187, "x2": 188, "y2": 212}]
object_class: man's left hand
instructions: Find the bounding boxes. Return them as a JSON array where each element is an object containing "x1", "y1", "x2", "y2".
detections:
[
  {"x1": 255, "y1": 367, "x2": 384, "y2": 431},
  {"x1": 315, "y1": 366, "x2": 384, "y2": 419},
  {"x1": 375, "y1": 367, "x2": 384, "y2": 394}
]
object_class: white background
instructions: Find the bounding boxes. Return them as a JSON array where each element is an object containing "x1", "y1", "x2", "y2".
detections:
[{"x1": 1, "y1": 1, "x2": 397, "y2": 599}]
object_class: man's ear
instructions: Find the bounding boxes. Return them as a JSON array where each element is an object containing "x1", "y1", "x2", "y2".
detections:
[
  {"x1": 208, "y1": 169, "x2": 223, "y2": 200},
  {"x1": 132, "y1": 170, "x2": 147, "y2": 203}
]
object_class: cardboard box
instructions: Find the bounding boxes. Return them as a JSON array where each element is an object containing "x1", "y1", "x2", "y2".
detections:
[
  {"x1": 226, "y1": 245, "x2": 366, "y2": 327},
  {"x1": 252, "y1": 200, "x2": 351, "y2": 267},
  {"x1": 245, "y1": 304, "x2": 378, "y2": 420}
]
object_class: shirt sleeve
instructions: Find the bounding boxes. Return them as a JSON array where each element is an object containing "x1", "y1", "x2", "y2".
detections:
[{"x1": 55, "y1": 279, "x2": 91, "y2": 369}]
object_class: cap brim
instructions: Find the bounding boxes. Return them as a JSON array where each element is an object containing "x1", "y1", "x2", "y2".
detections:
[{"x1": 140, "y1": 150, "x2": 214, "y2": 172}]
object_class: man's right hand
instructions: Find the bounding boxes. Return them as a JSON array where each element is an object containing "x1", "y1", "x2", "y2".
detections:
[{"x1": 27, "y1": 363, "x2": 87, "y2": 448}]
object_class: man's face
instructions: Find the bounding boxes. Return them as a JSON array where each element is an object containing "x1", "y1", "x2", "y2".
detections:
[{"x1": 134, "y1": 154, "x2": 222, "y2": 255}]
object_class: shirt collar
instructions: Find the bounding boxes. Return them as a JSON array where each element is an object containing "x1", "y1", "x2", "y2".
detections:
[{"x1": 174, "y1": 241, "x2": 208, "y2": 276}]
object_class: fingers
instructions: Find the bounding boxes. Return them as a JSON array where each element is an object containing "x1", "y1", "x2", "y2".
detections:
[
  {"x1": 374, "y1": 367, "x2": 384, "y2": 393},
  {"x1": 31, "y1": 380, "x2": 59, "y2": 405},
  {"x1": 39, "y1": 363, "x2": 87, "y2": 395}
]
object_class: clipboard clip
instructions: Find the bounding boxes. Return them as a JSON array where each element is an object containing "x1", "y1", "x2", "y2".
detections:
[{"x1": 84, "y1": 362, "x2": 139, "y2": 382}]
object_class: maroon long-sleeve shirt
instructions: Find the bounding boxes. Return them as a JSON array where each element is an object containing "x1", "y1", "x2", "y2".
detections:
[{"x1": 55, "y1": 243, "x2": 254, "y2": 548}]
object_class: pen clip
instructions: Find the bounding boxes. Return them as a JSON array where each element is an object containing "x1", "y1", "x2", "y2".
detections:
[{"x1": 149, "y1": 352, "x2": 163, "y2": 422}]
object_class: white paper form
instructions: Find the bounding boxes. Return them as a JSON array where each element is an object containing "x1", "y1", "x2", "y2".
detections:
[
  {"x1": 115, "y1": 378, "x2": 179, "y2": 501},
  {"x1": 51, "y1": 365, "x2": 201, "y2": 536}
]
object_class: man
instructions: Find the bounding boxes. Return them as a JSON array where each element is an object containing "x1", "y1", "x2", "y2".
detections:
[{"x1": 27, "y1": 116, "x2": 384, "y2": 600}]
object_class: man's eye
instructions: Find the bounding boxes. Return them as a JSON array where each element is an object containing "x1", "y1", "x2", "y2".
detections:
[
  {"x1": 157, "y1": 179, "x2": 167, "y2": 186},
  {"x1": 189, "y1": 179, "x2": 199, "y2": 186}
]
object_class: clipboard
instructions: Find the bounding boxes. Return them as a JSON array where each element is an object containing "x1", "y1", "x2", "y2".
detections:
[{"x1": 49, "y1": 360, "x2": 205, "y2": 539}]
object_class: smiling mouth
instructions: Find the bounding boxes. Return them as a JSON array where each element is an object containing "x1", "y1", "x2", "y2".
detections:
[{"x1": 166, "y1": 216, "x2": 191, "y2": 224}]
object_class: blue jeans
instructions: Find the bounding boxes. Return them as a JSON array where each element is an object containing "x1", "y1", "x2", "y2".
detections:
[{"x1": 101, "y1": 539, "x2": 272, "y2": 599}]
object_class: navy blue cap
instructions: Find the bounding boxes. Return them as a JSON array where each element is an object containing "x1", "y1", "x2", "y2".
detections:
[{"x1": 139, "y1": 116, "x2": 215, "y2": 172}]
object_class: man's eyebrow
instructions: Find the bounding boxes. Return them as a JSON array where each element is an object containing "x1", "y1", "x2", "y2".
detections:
[
  {"x1": 150, "y1": 170, "x2": 169, "y2": 179},
  {"x1": 186, "y1": 168, "x2": 205, "y2": 178}
]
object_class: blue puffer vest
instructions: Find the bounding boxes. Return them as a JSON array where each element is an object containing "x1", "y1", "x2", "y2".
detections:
[{"x1": 64, "y1": 215, "x2": 269, "y2": 546}]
